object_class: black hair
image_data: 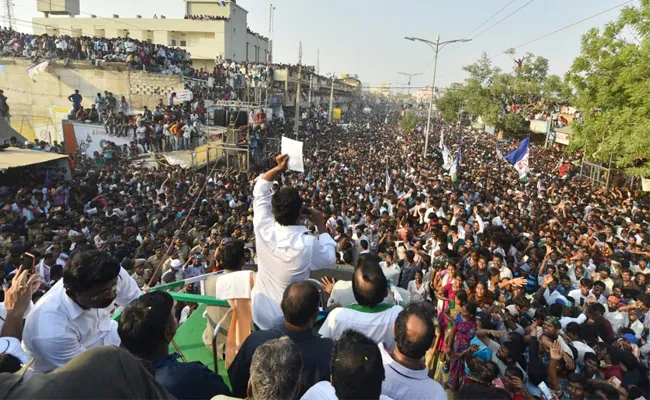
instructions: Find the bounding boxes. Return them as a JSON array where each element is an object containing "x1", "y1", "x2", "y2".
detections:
[
  {"x1": 567, "y1": 372, "x2": 586, "y2": 386},
  {"x1": 505, "y1": 365, "x2": 523, "y2": 379},
  {"x1": 0, "y1": 353, "x2": 21, "y2": 373},
  {"x1": 359, "y1": 239, "x2": 368, "y2": 251},
  {"x1": 63, "y1": 250, "x2": 121, "y2": 293},
  {"x1": 488, "y1": 267, "x2": 500, "y2": 278},
  {"x1": 281, "y1": 281, "x2": 320, "y2": 327},
  {"x1": 549, "y1": 303, "x2": 563, "y2": 317},
  {"x1": 330, "y1": 329, "x2": 384, "y2": 400},
  {"x1": 580, "y1": 278, "x2": 593, "y2": 289},
  {"x1": 394, "y1": 304, "x2": 435, "y2": 360},
  {"x1": 592, "y1": 281, "x2": 606, "y2": 290},
  {"x1": 271, "y1": 187, "x2": 302, "y2": 226},
  {"x1": 583, "y1": 352, "x2": 598, "y2": 364},
  {"x1": 221, "y1": 240, "x2": 246, "y2": 270},
  {"x1": 455, "y1": 290, "x2": 468, "y2": 304},
  {"x1": 565, "y1": 322, "x2": 581, "y2": 338},
  {"x1": 464, "y1": 301, "x2": 478, "y2": 317},
  {"x1": 352, "y1": 260, "x2": 388, "y2": 307},
  {"x1": 118, "y1": 291, "x2": 174, "y2": 359}
]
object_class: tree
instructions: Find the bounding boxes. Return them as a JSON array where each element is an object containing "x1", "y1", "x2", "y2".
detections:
[
  {"x1": 400, "y1": 110, "x2": 419, "y2": 133},
  {"x1": 436, "y1": 52, "x2": 570, "y2": 134},
  {"x1": 566, "y1": 0, "x2": 650, "y2": 177},
  {"x1": 436, "y1": 83, "x2": 466, "y2": 122}
]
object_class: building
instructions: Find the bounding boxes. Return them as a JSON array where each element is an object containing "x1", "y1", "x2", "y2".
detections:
[{"x1": 32, "y1": 0, "x2": 269, "y2": 70}]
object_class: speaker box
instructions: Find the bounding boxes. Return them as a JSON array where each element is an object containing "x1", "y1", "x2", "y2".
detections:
[{"x1": 213, "y1": 109, "x2": 227, "y2": 127}]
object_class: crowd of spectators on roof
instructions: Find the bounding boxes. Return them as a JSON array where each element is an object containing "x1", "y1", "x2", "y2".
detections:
[
  {"x1": 0, "y1": 28, "x2": 192, "y2": 74},
  {"x1": 184, "y1": 15, "x2": 231, "y2": 21}
]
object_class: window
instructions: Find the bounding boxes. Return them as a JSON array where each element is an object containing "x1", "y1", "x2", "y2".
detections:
[
  {"x1": 171, "y1": 39, "x2": 177, "y2": 46},
  {"x1": 180, "y1": 40, "x2": 187, "y2": 47}
]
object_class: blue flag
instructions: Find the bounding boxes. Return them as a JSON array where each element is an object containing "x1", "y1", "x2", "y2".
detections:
[{"x1": 505, "y1": 137, "x2": 530, "y2": 182}]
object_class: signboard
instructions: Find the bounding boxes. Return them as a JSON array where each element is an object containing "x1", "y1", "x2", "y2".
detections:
[
  {"x1": 530, "y1": 119, "x2": 550, "y2": 134},
  {"x1": 333, "y1": 108, "x2": 341, "y2": 121},
  {"x1": 72, "y1": 123, "x2": 132, "y2": 157},
  {"x1": 554, "y1": 131, "x2": 572, "y2": 145},
  {"x1": 270, "y1": 95, "x2": 283, "y2": 105},
  {"x1": 35, "y1": 158, "x2": 72, "y2": 181},
  {"x1": 484, "y1": 125, "x2": 496, "y2": 135},
  {"x1": 642, "y1": 178, "x2": 650, "y2": 192},
  {"x1": 177, "y1": 89, "x2": 194, "y2": 102}
]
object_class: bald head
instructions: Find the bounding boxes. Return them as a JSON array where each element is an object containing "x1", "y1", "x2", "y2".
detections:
[
  {"x1": 352, "y1": 260, "x2": 388, "y2": 307},
  {"x1": 281, "y1": 281, "x2": 319, "y2": 328},
  {"x1": 394, "y1": 304, "x2": 435, "y2": 360}
]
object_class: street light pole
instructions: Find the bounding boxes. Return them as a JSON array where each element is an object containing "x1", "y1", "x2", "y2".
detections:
[{"x1": 405, "y1": 34, "x2": 471, "y2": 158}]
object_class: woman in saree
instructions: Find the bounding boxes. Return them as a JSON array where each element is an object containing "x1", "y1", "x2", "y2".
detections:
[{"x1": 445, "y1": 301, "x2": 478, "y2": 390}]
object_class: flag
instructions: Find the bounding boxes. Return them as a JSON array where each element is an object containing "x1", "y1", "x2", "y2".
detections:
[
  {"x1": 306, "y1": 170, "x2": 313, "y2": 182},
  {"x1": 442, "y1": 147, "x2": 452, "y2": 171},
  {"x1": 505, "y1": 137, "x2": 530, "y2": 182},
  {"x1": 439, "y1": 130, "x2": 453, "y2": 170},
  {"x1": 385, "y1": 168, "x2": 390, "y2": 194},
  {"x1": 27, "y1": 60, "x2": 49, "y2": 82},
  {"x1": 496, "y1": 144, "x2": 505, "y2": 161},
  {"x1": 313, "y1": 145, "x2": 318, "y2": 157},
  {"x1": 449, "y1": 153, "x2": 460, "y2": 183}
]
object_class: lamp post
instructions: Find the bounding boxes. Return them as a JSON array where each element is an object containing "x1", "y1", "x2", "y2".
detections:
[{"x1": 405, "y1": 34, "x2": 471, "y2": 157}]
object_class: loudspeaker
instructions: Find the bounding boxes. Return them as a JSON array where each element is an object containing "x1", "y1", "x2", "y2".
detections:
[
  {"x1": 234, "y1": 111, "x2": 248, "y2": 128},
  {"x1": 213, "y1": 109, "x2": 227, "y2": 127}
]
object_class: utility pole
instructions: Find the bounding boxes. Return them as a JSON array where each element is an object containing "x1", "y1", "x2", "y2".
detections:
[
  {"x1": 405, "y1": 34, "x2": 471, "y2": 157},
  {"x1": 293, "y1": 41, "x2": 303, "y2": 139},
  {"x1": 328, "y1": 73, "x2": 335, "y2": 122},
  {"x1": 397, "y1": 72, "x2": 422, "y2": 96},
  {"x1": 4, "y1": 0, "x2": 15, "y2": 29},
  {"x1": 266, "y1": 4, "x2": 275, "y2": 107}
]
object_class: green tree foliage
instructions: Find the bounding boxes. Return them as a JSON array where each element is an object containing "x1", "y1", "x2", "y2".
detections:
[
  {"x1": 400, "y1": 110, "x2": 419, "y2": 133},
  {"x1": 566, "y1": 0, "x2": 650, "y2": 177},
  {"x1": 436, "y1": 52, "x2": 569, "y2": 134}
]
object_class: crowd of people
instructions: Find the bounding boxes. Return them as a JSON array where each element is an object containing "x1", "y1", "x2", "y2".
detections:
[
  {"x1": 0, "y1": 28, "x2": 192, "y2": 74},
  {"x1": 185, "y1": 15, "x2": 231, "y2": 21},
  {"x1": 0, "y1": 100, "x2": 647, "y2": 400}
]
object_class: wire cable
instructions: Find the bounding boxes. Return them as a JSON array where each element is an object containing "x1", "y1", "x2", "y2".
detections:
[{"x1": 469, "y1": 0, "x2": 536, "y2": 41}]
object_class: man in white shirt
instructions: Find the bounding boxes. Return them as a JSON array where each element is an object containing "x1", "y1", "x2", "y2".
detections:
[
  {"x1": 319, "y1": 261, "x2": 403, "y2": 350},
  {"x1": 568, "y1": 278, "x2": 595, "y2": 308},
  {"x1": 22, "y1": 250, "x2": 142, "y2": 372},
  {"x1": 379, "y1": 304, "x2": 445, "y2": 400},
  {"x1": 251, "y1": 155, "x2": 336, "y2": 330}
]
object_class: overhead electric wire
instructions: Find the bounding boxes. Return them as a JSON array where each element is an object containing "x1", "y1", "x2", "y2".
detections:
[
  {"x1": 469, "y1": 0, "x2": 536, "y2": 41},
  {"x1": 488, "y1": 0, "x2": 635, "y2": 58},
  {"x1": 446, "y1": 0, "x2": 519, "y2": 54}
]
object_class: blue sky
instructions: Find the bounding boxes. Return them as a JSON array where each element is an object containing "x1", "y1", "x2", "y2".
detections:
[{"x1": 11, "y1": 0, "x2": 636, "y2": 90}]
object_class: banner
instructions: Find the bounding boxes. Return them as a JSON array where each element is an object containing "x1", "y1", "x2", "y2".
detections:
[
  {"x1": 27, "y1": 60, "x2": 49, "y2": 82},
  {"x1": 34, "y1": 158, "x2": 72, "y2": 181},
  {"x1": 71, "y1": 123, "x2": 132, "y2": 157},
  {"x1": 333, "y1": 108, "x2": 341, "y2": 121},
  {"x1": 177, "y1": 89, "x2": 194, "y2": 102},
  {"x1": 642, "y1": 178, "x2": 650, "y2": 192}
]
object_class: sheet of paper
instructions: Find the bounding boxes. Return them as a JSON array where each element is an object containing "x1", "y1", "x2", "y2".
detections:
[{"x1": 281, "y1": 136, "x2": 305, "y2": 172}]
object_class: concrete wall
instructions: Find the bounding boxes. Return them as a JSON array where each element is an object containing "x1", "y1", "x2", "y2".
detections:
[{"x1": 0, "y1": 58, "x2": 182, "y2": 143}]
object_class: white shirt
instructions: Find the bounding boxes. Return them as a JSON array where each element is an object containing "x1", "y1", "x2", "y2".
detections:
[
  {"x1": 571, "y1": 341, "x2": 595, "y2": 365},
  {"x1": 378, "y1": 343, "x2": 446, "y2": 400},
  {"x1": 560, "y1": 313, "x2": 587, "y2": 329},
  {"x1": 22, "y1": 267, "x2": 141, "y2": 372},
  {"x1": 251, "y1": 177, "x2": 336, "y2": 330},
  {"x1": 319, "y1": 304, "x2": 403, "y2": 351},
  {"x1": 326, "y1": 280, "x2": 409, "y2": 308},
  {"x1": 301, "y1": 380, "x2": 394, "y2": 400},
  {"x1": 604, "y1": 308, "x2": 628, "y2": 336}
]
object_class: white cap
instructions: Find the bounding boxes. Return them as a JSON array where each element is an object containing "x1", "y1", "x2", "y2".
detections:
[{"x1": 170, "y1": 259, "x2": 182, "y2": 269}]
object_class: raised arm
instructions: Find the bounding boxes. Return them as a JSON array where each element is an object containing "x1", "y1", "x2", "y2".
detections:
[{"x1": 253, "y1": 154, "x2": 288, "y2": 232}]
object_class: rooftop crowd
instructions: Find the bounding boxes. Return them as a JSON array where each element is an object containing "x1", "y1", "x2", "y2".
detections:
[{"x1": 0, "y1": 101, "x2": 646, "y2": 400}]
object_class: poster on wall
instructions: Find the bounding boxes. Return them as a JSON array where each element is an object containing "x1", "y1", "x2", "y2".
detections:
[{"x1": 72, "y1": 123, "x2": 132, "y2": 157}]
